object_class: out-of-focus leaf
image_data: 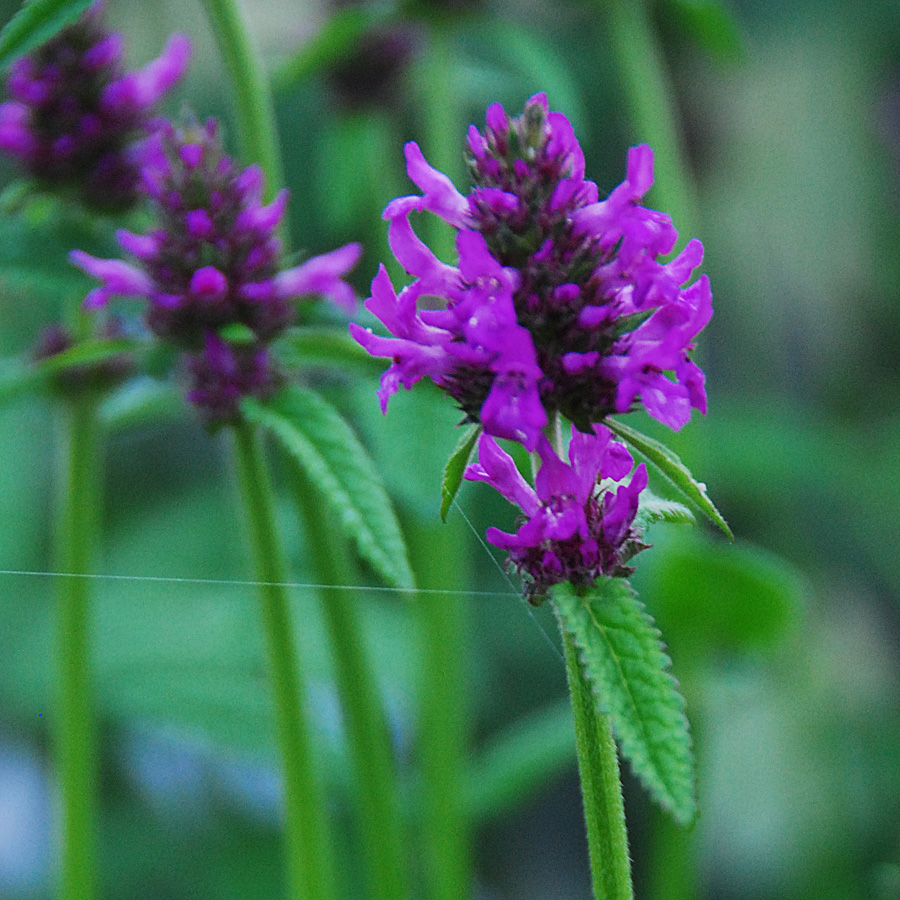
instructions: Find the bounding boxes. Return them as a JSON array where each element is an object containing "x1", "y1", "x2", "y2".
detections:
[
  {"x1": 440, "y1": 424, "x2": 481, "y2": 522},
  {"x1": 100, "y1": 378, "x2": 184, "y2": 431},
  {"x1": 0, "y1": 338, "x2": 138, "y2": 405},
  {"x1": 662, "y1": 0, "x2": 744, "y2": 63},
  {"x1": 640, "y1": 533, "x2": 804, "y2": 655},
  {"x1": 606, "y1": 416, "x2": 733, "y2": 540},
  {"x1": 0, "y1": 0, "x2": 92, "y2": 70},
  {"x1": 272, "y1": 4, "x2": 390, "y2": 92},
  {"x1": 276, "y1": 327, "x2": 385, "y2": 377},
  {"x1": 636, "y1": 488, "x2": 696, "y2": 530},
  {"x1": 244, "y1": 385, "x2": 414, "y2": 589},
  {"x1": 554, "y1": 577, "x2": 696, "y2": 825},
  {"x1": 465, "y1": 697, "x2": 574, "y2": 824}
]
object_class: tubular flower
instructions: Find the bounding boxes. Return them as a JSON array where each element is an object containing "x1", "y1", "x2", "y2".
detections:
[
  {"x1": 0, "y1": 3, "x2": 190, "y2": 209},
  {"x1": 351, "y1": 93, "x2": 711, "y2": 450},
  {"x1": 465, "y1": 425, "x2": 648, "y2": 601},
  {"x1": 71, "y1": 118, "x2": 361, "y2": 424}
]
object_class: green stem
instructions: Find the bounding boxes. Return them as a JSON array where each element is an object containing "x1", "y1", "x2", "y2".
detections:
[
  {"x1": 604, "y1": 0, "x2": 699, "y2": 242},
  {"x1": 561, "y1": 626, "x2": 634, "y2": 900},
  {"x1": 545, "y1": 414, "x2": 632, "y2": 900},
  {"x1": 56, "y1": 394, "x2": 101, "y2": 900},
  {"x1": 408, "y1": 518, "x2": 470, "y2": 900},
  {"x1": 291, "y1": 466, "x2": 409, "y2": 900},
  {"x1": 200, "y1": 0, "x2": 289, "y2": 233},
  {"x1": 232, "y1": 421, "x2": 335, "y2": 900},
  {"x1": 419, "y1": 21, "x2": 462, "y2": 264}
]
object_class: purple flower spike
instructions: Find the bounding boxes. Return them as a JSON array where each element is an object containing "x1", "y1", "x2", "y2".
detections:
[
  {"x1": 73, "y1": 114, "x2": 360, "y2": 426},
  {"x1": 352, "y1": 93, "x2": 712, "y2": 447},
  {"x1": 464, "y1": 425, "x2": 648, "y2": 601},
  {"x1": 0, "y1": 5, "x2": 190, "y2": 209}
]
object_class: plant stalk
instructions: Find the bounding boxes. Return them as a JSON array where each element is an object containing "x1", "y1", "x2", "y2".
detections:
[
  {"x1": 604, "y1": 0, "x2": 699, "y2": 243},
  {"x1": 408, "y1": 518, "x2": 470, "y2": 900},
  {"x1": 561, "y1": 625, "x2": 634, "y2": 900},
  {"x1": 232, "y1": 420, "x2": 335, "y2": 900},
  {"x1": 199, "y1": 0, "x2": 289, "y2": 234},
  {"x1": 56, "y1": 393, "x2": 101, "y2": 900},
  {"x1": 290, "y1": 465, "x2": 409, "y2": 900}
]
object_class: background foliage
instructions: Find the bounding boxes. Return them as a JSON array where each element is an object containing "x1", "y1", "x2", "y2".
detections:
[{"x1": 1, "y1": 0, "x2": 899, "y2": 898}]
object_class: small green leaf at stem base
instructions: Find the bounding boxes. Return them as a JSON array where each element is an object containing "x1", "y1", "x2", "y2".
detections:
[
  {"x1": 440, "y1": 424, "x2": 481, "y2": 522},
  {"x1": 553, "y1": 577, "x2": 697, "y2": 826},
  {"x1": 0, "y1": 0, "x2": 93, "y2": 70},
  {"x1": 242, "y1": 385, "x2": 413, "y2": 590},
  {"x1": 604, "y1": 416, "x2": 733, "y2": 540}
]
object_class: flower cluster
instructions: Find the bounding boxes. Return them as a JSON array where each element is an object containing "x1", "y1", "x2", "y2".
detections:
[
  {"x1": 351, "y1": 92, "x2": 711, "y2": 451},
  {"x1": 465, "y1": 425, "x2": 648, "y2": 601},
  {"x1": 0, "y1": 3, "x2": 189, "y2": 210},
  {"x1": 72, "y1": 118, "x2": 361, "y2": 424}
]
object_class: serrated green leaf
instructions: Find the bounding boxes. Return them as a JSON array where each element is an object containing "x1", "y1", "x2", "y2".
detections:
[
  {"x1": 605, "y1": 417, "x2": 733, "y2": 540},
  {"x1": 635, "y1": 488, "x2": 695, "y2": 530},
  {"x1": 243, "y1": 385, "x2": 413, "y2": 589},
  {"x1": 440, "y1": 424, "x2": 481, "y2": 522},
  {"x1": 275, "y1": 327, "x2": 385, "y2": 377},
  {"x1": 553, "y1": 578, "x2": 696, "y2": 825},
  {"x1": 0, "y1": 0, "x2": 93, "y2": 70}
]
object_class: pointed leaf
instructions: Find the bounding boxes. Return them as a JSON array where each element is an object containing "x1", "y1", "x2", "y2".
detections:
[
  {"x1": 243, "y1": 385, "x2": 413, "y2": 589},
  {"x1": 0, "y1": 0, "x2": 93, "y2": 70},
  {"x1": 553, "y1": 578, "x2": 696, "y2": 825},
  {"x1": 440, "y1": 424, "x2": 481, "y2": 522},
  {"x1": 605, "y1": 417, "x2": 733, "y2": 540},
  {"x1": 635, "y1": 488, "x2": 695, "y2": 530},
  {"x1": 275, "y1": 327, "x2": 385, "y2": 377}
]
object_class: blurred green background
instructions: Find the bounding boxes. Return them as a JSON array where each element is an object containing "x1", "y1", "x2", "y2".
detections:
[{"x1": 1, "y1": 0, "x2": 899, "y2": 898}]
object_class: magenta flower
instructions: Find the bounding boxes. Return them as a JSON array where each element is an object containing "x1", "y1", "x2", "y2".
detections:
[
  {"x1": 0, "y1": 3, "x2": 189, "y2": 209},
  {"x1": 71, "y1": 117, "x2": 360, "y2": 424},
  {"x1": 351, "y1": 93, "x2": 711, "y2": 450},
  {"x1": 465, "y1": 425, "x2": 648, "y2": 600}
]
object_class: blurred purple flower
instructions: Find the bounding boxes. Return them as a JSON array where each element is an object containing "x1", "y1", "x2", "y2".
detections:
[
  {"x1": 465, "y1": 424, "x2": 648, "y2": 600},
  {"x1": 352, "y1": 93, "x2": 711, "y2": 450},
  {"x1": 71, "y1": 117, "x2": 361, "y2": 424},
  {"x1": 185, "y1": 333, "x2": 279, "y2": 426},
  {"x1": 0, "y1": 3, "x2": 189, "y2": 209}
]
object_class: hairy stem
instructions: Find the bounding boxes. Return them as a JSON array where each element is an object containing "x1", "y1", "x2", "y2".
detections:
[
  {"x1": 232, "y1": 420, "x2": 335, "y2": 900},
  {"x1": 561, "y1": 624, "x2": 634, "y2": 900},
  {"x1": 290, "y1": 465, "x2": 409, "y2": 900},
  {"x1": 56, "y1": 393, "x2": 101, "y2": 900}
]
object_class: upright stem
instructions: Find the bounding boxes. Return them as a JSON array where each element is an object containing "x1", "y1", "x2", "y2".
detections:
[
  {"x1": 56, "y1": 394, "x2": 101, "y2": 900},
  {"x1": 419, "y1": 21, "x2": 462, "y2": 264},
  {"x1": 546, "y1": 416, "x2": 632, "y2": 900},
  {"x1": 200, "y1": 0, "x2": 289, "y2": 236},
  {"x1": 232, "y1": 421, "x2": 335, "y2": 900},
  {"x1": 408, "y1": 518, "x2": 470, "y2": 900},
  {"x1": 291, "y1": 467, "x2": 409, "y2": 900},
  {"x1": 561, "y1": 626, "x2": 634, "y2": 900},
  {"x1": 604, "y1": 0, "x2": 699, "y2": 243}
]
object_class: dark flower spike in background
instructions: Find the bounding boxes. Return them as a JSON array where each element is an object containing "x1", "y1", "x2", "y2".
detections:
[
  {"x1": 465, "y1": 424, "x2": 649, "y2": 602},
  {"x1": 0, "y1": 2, "x2": 189, "y2": 209},
  {"x1": 352, "y1": 92, "x2": 711, "y2": 451},
  {"x1": 72, "y1": 117, "x2": 360, "y2": 424}
]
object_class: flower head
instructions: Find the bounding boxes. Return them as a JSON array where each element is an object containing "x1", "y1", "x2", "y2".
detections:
[
  {"x1": 0, "y1": 3, "x2": 189, "y2": 209},
  {"x1": 71, "y1": 116, "x2": 361, "y2": 425},
  {"x1": 352, "y1": 93, "x2": 711, "y2": 450},
  {"x1": 465, "y1": 424, "x2": 648, "y2": 601}
]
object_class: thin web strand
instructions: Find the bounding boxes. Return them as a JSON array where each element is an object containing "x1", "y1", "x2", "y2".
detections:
[
  {"x1": 0, "y1": 568, "x2": 516, "y2": 598},
  {"x1": 450, "y1": 499, "x2": 564, "y2": 665}
]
